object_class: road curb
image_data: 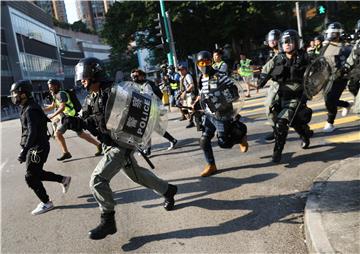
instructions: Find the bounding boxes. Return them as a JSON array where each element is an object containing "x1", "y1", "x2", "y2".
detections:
[{"x1": 304, "y1": 157, "x2": 358, "y2": 254}]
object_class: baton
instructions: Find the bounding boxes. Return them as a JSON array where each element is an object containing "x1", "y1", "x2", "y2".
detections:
[{"x1": 134, "y1": 143, "x2": 155, "y2": 169}]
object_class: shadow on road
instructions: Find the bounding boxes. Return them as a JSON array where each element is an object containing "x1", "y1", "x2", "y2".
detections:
[
  {"x1": 121, "y1": 190, "x2": 306, "y2": 251},
  {"x1": 284, "y1": 142, "x2": 360, "y2": 168}
]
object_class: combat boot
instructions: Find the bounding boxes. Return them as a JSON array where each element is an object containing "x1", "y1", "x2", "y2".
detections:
[
  {"x1": 163, "y1": 184, "x2": 177, "y2": 211},
  {"x1": 294, "y1": 124, "x2": 311, "y2": 149},
  {"x1": 272, "y1": 148, "x2": 282, "y2": 163},
  {"x1": 272, "y1": 120, "x2": 288, "y2": 163},
  {"x1": 89, "y1": 211, "x2": 117, "y2": 240},
  {"x1": 200, "y1": 164, "x2": 217, "y2": 177},
  {"x1": 239, "y1": 135, "x2": 249, "y2": 153}
]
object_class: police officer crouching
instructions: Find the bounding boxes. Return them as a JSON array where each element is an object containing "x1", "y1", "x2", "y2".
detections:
[
  {"x1": 194, "y1": 51, "x2": 248, "y2": 177},
  {"x1": 9, "y1": 80, "x2": 71, "y2": 215},
  {"x1": 74, "y1": 57, "x2": 177, "y2": 240},
  {"x1": 258, "y1": 30, "x2": 313, "y2": 163}
]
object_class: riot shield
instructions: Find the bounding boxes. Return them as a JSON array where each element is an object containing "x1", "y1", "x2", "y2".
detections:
[
  {"x1": 200, "y1": 78, "x2": 245, "y2": 119},
  {"x1": 105, "y1": 81, "x2": 168, "y2": 148},
  {"x1": 303, "y1": 57, "x2": 332, "y2": 100}
]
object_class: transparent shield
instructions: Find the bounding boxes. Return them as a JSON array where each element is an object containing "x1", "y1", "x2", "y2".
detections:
[{"x1": 105, "y1": 81, "x2": 168, "y2": 148}]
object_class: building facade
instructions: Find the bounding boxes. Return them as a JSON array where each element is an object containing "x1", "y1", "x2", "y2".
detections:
[
  {"x1": 1, "y1": 1, "x2": 63, "y2": 104},
  {"x1": 76, "y1": 0, "x2": 115, "y2": 32},
  {"x1": 55, "y1": 27, "x2": 111, "y2": 88},
  {"x1": 1, "y1": 1, "x2": 111, "y2": 120},
  {"x1": 32, "y1": 0, "x2": 68, "y2": 23}
]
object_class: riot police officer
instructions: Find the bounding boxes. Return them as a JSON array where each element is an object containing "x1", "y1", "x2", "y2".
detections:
[
  {"x1": 75, "y1": 57, "x2": 177, "y2": 240},
  {"x1": 194, "y1": 51, "x2": 248, "y2": 177},
  {"x1": 9, "y1": 80, "x2": 71, "y2": 215},
  {"x1": 258, "y1": 30, "x2": 312, "y2": 163},
  {"x1": 345, "y1": 20, "x2": 360, "y2": 113},
  {"x1": 262, "y1": 29, "x2": 282, "y2": 141},
  {"x1": 322, "y1": 22, "x2": 352, "y2": 132}
]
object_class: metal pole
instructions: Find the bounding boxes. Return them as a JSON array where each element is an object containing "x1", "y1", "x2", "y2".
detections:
[
  {"x1": 165, "y1": 11, "x2": 177, "y2": 68},
  {"x1": 295, "y1": 2, "x2": 303, "y2": 48},
  {"x1": 159, "y1": 0, "x2": 173, "y2": 65}
]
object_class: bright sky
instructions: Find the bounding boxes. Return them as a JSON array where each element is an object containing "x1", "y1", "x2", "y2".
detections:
[{"x1": 64, "y1": 0, "x2": 79, "y2": 24}]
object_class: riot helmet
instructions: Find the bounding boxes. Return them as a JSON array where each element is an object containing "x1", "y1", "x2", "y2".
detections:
[
  {"x1": 265, "y1": 29, "x2": 281, "y2": 48},
  {"x1": 196, "y1": 50, "x2": 213, "y2": 75},
  {"x1": 9, "y1": 80, "x2": 33, "y2": 105},
  {"x1": 75, "y1": 57, "x2": 107, "y2": 90},
  {"x1": 325, "y1": 22, "x2": 343, "y2": 41},
  {"x1": 280, "y1": 29, "x2": 300, "y2": 53}
]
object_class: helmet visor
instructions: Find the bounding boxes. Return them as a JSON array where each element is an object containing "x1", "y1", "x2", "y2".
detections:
[
  {"x1": 75, "y1": 62, "x2": 95, "y2": 82},
  {"x1": 280, "y1": 35, "x2": 297, "y2": 52},
  {"x1": 196, "y1": 59, "x2": 212, "y2": 67}
]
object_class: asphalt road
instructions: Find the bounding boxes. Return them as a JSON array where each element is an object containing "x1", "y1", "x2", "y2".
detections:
[{"x1": 1, "y1": 89, "x2": 359, "y2": 253}]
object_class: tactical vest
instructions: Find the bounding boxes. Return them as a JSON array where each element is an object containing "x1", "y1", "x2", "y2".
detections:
[
  {"x1": 212, "y1": 61, "x2": 225, "y2": 71},
  {"x1": 54, "y1": 91, "x2": 76, "y2": 117},
  {"x1": 238, "y1": 59, "x2": 252, "y2": 77}
]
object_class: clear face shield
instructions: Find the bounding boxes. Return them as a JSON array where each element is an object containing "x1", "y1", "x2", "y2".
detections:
[
  {"x1": 74, "y1": 63, "x2": 88, "y2": 87},
  {"x1": 280, "y1": 35, "x2": 297, "y2": 53}
]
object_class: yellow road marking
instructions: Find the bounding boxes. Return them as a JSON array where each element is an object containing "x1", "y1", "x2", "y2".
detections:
[
  {"x1": 309, "y1": 115, "x2": 360, "y2": 130},
  {"x1": 326, "y1": 131, "x2": 360, "y2": 143},
  {"x1": 241, "y1": 96, "x2": 353, "y2": 116}
]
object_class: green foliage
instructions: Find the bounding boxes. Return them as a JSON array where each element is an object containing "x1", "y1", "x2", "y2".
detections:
[
  {"x1": 71, "y1": 20, "x2": 95, "y2": 34},
  {"x1": 101, "y1": 1, "x2": 360, "y2": 72}
]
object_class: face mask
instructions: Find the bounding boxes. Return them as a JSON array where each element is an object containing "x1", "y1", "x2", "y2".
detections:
[{"x1": 198, "y1": 66, "x2": 211, "y2": 75}]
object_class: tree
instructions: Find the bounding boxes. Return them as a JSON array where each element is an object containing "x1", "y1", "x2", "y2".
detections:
[{"x1": 101, "y1": 1, "x2": 360, "y2": 72}]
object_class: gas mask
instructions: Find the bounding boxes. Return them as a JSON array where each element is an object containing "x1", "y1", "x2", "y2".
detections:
[{"x1": 197, "y1": 59, "x2": 212, "y2": 75}]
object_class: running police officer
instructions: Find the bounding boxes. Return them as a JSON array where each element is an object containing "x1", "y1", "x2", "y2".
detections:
[
  {"x1": 9, "y1": 80, "x2": 71, "y2": 215},
  {"x1": 75, "y1": 57, "x2": 177, "y2": 240},
  {"x1": 193, "y1": 51, "x2": 248, "y2": 177},
  {"x1": 345, "y1": 20, "x2": 360, "y2": 113},
  {"x1": 262, "y1": 29, "x2": 282, "y2": 141},
  {"x1": 322, "y1": 22, "x2": 352, "y2": 132},
  {"x1": 258, "y1": 30, "x2": 313, "y2": 163}
]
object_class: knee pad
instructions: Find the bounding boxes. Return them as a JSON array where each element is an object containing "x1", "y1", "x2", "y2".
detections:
[
  {"x1": 199, "y1": 135, "x2": 212, "y2": 150},
  {"x1": 276, "y1": 119, "x2": 289, "y2": 132}
]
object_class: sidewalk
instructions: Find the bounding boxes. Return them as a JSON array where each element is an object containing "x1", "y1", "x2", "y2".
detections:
[{"x1": 304, "y1": 157, "x2": 360, "y2": 254}]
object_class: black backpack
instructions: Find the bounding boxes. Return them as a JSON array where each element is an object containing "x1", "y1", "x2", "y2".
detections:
[{"x1": 65, "y1": 89, "x2": 82, "y2": 114}]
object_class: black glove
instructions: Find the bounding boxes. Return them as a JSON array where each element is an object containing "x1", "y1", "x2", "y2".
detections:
[{"x1": 18, "y1": 149, "x2": 26, "y2": 164}]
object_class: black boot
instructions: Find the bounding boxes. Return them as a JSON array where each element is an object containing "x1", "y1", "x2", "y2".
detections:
[
  {"x1": 272, "y1": 120, "x2": 288, "y2": 163},
  {"x1": 163, "y1": 184, "x2": 177, "y2": 211},
  {"x1": 294, "y1": 124, "x2": 311, "y2": 149},
  {"x1": 272, "y1": 148, "x2": 282, "y2": 163},
  {"x1": 89, "y1": 211, "x2": 117, "y2": 240}
]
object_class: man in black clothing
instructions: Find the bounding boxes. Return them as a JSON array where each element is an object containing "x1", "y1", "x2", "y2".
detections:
[
  {"x1": 9, "y1": 80, "x2": 71, "y2": 215},
  {"x1": 131, "y1": 69, "x2": 178, "y2": 154}
]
